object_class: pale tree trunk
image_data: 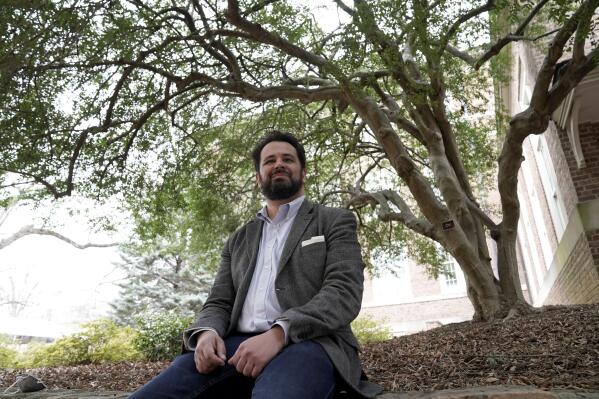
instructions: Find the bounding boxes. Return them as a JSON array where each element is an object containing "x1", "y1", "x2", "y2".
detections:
[{"x1": 341, "y1": 82, "x2": 506, "y2": 320}]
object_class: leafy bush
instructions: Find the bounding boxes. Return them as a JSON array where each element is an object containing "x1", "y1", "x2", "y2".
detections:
[
  {"x1": 0, "y1": 345, "x2": 18, "y2": 368},
  {"x1": 133, "y1": 311, "x2": 194, "y2": 361},
  {"x1": 26, "y1": 335, "x2": 89, "y2": 367},
  {"x1": 0, "y1": 335, "x2": 17, "y2": 368},
  {"x1": 21, "y1": 319, "x2": 141, "y2": 367},
  {"x1": 82, "y1": 319, "x2": 141, "y2": 363},
  {"x1": 351, "y1": 315, "x2": 392, "y2": 345}
]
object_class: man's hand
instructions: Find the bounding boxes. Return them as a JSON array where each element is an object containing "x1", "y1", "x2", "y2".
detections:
[
  {"x1": 194, "y1": 330, "x2": 226, "y2": 374},
  {"x1": 228, "y1": 326, "x2": 285, "y2": 378}
]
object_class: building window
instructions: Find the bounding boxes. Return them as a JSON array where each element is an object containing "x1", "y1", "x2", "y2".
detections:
[
  {"x1": 442, "y1": 261, "x2": 458, "y2": 286},
  {"x1": 520, "y1": 150, "x2": 555, "y2": 268},
  {"x1": 518, "y1": 55, "x2": 532, "y2": 110},
  {"x1": 531, "y1": 134, "x2": 567, "y2": 239}
]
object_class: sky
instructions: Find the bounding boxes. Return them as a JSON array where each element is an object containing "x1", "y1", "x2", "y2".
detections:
[{"x1": 0, "y1": 198, "x2": 127, "y2": 337}]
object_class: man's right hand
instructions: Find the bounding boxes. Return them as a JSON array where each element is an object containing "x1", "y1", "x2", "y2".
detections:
[{"x1": 194, "y1": 330, "x2": 227, "y2": 374}]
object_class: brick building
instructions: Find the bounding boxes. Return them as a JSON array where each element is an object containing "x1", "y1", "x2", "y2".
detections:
[{"x1": 361, "y1": 259, "x2": 473, "y2": 335}]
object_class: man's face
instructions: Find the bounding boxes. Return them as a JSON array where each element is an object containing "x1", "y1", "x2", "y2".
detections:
[{"x1": 256, "y1": 141, "x2": 305, "y2": 201}]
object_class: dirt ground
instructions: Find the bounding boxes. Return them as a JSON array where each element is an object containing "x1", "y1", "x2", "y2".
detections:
[{"x1": 1, "y1": 304, "x2": 598, "y2": 393}]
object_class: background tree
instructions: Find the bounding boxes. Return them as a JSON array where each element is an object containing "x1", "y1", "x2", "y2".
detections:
[
  {"x1": 0, "y1": 272, "x2": 40, "y2": 317},
  {"x1": 111, "y1": 219, "x2": 213, "y2": 324},
  {"x1": 1, "y1": 0, "x2": 597, "y2": 321}
]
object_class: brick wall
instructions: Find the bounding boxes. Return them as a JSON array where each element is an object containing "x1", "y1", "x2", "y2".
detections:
[
  {"x1": 409, "y1": 264, "x2": 442, "y2": 297},
  {"x1": 361, "y1": 296, "x2": 474, "y2": 332},
  {"x1": 557, "y1": 122, "x2": 599, "y2": 202},
  {"x1": 362, "y1": 259, "x2": 473, "y2": 335},
  {"x1": 544, "y1": 231, "x2": 599, "y2": 304}
]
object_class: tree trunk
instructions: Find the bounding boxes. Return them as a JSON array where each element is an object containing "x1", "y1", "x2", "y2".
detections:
[
  {"x1": 496, "y1": 228, "x2": 530, "y2": 307},
  {"x1": 465, "y1": 276, "x2": 485, "y2": 321},
  {"x1": 459, "y1": 214, "x2": 510, "y2": 320}
]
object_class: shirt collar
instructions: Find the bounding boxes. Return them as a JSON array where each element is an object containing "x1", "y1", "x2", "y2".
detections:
[{"x1": 257, "y1": 195, "x2": 305, "y2": 224}]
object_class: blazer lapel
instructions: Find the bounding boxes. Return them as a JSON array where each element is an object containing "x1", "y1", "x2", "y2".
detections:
[
  {"x1": 277, "y1": 200, "x2": 314, "y2": 275},
  {"x1": 228, "y1": 218, "x2": 263, "y2": 333},
  {"x1": 243, "y1": 218, "x2": 263, "y2": 281}
]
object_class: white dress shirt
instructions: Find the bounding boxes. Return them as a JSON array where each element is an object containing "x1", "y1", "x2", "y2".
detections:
[
  {"x1": 188, "y1": 196, "x2": 304, "y2": 347},
  {"x1": 236, "y1": 195, "x2": 305, "y2": 342}
]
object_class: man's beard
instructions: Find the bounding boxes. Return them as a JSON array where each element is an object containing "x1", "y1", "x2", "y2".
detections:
[{"x1": 260, "y1": 170, "x2": 303, "y2": 201}]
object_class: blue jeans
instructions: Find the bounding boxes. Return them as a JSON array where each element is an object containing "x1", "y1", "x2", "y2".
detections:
[{"x1": 129, "y1": 334, "x2": 336, "y2": 399}]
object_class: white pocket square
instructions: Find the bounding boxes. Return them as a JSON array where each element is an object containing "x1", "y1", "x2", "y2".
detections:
[{"x1": 301, "y1": 235, "x2": 325, "y2": 247}]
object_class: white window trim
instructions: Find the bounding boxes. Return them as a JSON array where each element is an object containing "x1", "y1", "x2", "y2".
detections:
[
  {"x1": 520, "y1": 152, "x2": 554, "y2": 269},
  {"x1": 530, "y1": 134, "x2": 568, "y2": 239}
]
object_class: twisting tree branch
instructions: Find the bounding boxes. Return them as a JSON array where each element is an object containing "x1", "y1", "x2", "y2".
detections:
[
  {"x1": 0, "y1": 225, "x2": 120, "y2": 250},
  {"x1": 473, "y1": 0, "x2": 552, "y2": 69},
  {"x1": 439, "y1": 0, "x2": 496, "y2": 58},
  {"x1": 498, "y1": 0, "x2": 599, "y2": 234},
  {"x1": 333, "y1": 0, "x2": 355, "y2": 17},
  {"x1": 226, "y1": 0, "x2": 329, "y2": 68},
  {"x1": 531, "y1": 0, "x2": 599, "y2": 118},
  {"x1": 441, "y1": 0, "x2": 553, "y2": 70},
  {"x1": 347, "y1": 189, "x2": 439, "y2": 240}
]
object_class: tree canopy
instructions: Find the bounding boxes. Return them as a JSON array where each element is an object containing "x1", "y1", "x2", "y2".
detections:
[{"x1": 1, "y1": 0, "x2": 598, "y2": 321}]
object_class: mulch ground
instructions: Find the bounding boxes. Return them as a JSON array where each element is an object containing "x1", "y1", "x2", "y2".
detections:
[{"x1": 1, "y1": 304, "x2": 598, "y2": 393}]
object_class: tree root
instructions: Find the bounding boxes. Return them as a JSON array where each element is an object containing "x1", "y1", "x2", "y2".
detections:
[{"x1": 503, "y1": 301, "x2": 535, "y2": 321}]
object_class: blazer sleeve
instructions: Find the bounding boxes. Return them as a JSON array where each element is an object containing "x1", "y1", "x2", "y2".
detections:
[
  {"x1": 281, "y1": 208, "x2": 365, "y2": 343},
  {"x1": 183, "y1": 237, "x2": 235, "y2": 347}
]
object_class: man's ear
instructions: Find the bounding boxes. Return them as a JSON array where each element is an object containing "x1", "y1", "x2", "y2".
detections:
[{"x1": 255, "y1": 172, "x2": 261, "y2": 187}]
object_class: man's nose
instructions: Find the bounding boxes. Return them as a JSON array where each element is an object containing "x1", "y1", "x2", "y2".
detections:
[{"x1": 273, "y1": 158, "x2": 286, "y2": 168}]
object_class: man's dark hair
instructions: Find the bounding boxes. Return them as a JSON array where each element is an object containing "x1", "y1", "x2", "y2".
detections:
[{"x1": 251, "y1": 130, "x2": 306, "y2": 171}]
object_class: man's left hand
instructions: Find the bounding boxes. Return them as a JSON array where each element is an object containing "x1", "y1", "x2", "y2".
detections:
[{"x1": 228, "y1": 326, "x2": 285, "y2": 378}]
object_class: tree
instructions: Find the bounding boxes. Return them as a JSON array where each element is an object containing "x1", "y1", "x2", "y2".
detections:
[
  {"x1": 0, "y1": 273, "x2": 40, "y2": 317},
  {"x1": 1, "y1": 0, "x2": 597, "y2": 321},
  {"x1": 111, "y1": 223, "x2": 213, "y2": 324}
]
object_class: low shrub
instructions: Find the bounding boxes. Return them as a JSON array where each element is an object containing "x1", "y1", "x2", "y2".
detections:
[
  {"x1": 0, "y1": 345, "x2": 18, "y2": 368},
  {"x1": 26, "y1": 335, "x2": 89, "y2": 367},
  {"x1": 82, "y1": 319, "x2": 141, "y2": 363},
  {"x1": 351, "y1": 314, "x2": 393, "y2": 345},
  {"x1": 133, "y1": 311, "x2": 194, "y2": 361},
  {"x1": 21, "y1": 319, "x2": 141, "y2": 367},
  {"x1": 0, "y1": 335, "x2": 18, "y2": 368}
]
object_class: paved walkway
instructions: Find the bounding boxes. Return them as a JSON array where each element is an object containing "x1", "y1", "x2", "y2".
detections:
[{"x1": 1, "y1": 386, "x2": 599, "y2": 399}]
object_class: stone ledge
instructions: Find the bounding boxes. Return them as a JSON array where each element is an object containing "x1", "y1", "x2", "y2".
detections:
[
  {"x1": 0, "y1": 389, "x2": 128, "y2": 398},
  {"x1": 1, "y1": 386, "x2": 598, "y2": 399},
  {"x1": 378, "y1": 386, "x2": 599, "y2": 399}
]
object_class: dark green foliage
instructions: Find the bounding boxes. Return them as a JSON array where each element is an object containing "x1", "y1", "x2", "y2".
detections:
[
  {"x1": 111, "y1": 236, "x2": 212, "y2": 325},
  {"x1": 133, "y1": 311, "x2": 194, "y2": 361}
]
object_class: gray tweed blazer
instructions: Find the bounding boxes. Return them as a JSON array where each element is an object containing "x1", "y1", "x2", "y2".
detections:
[{"x1": 184, "y1": 200, "x2": 382, "y2": 398}]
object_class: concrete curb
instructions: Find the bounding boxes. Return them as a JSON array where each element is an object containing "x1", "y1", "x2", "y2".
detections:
[
  {"x1": 1, "y1": 386, "x2": 598, "y2": 399},
  {"x1": 378, "y1": 386, "x2": 599, "y2": 399},
  {"x1": 0, "y1": 390, "x2": 128, "y2": 398}
]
